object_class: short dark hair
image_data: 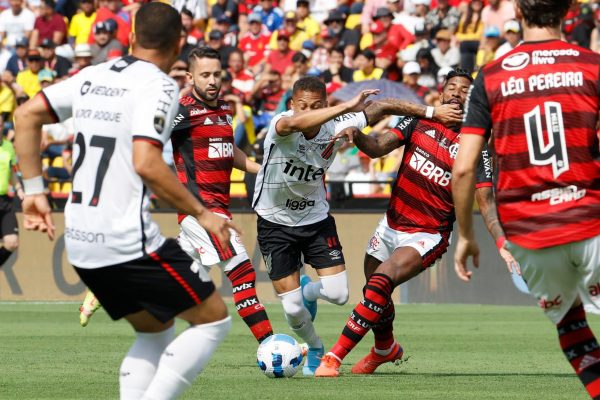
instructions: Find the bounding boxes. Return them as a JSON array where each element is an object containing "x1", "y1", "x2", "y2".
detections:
[
  {"x1": 292, "y1": 52, "x2": 308, "y2": 64},
  {"x1": 188, "y1": 46, "x2": 221, "y2": 67},
  {"x1": 516, "y1": 0, "x2": 573, "y2": 28},
  {"x1": 134, "y1": 3, "x2": 182, "y2": 52},
  {"x1": 43, "y1": 0, "x2": 55, "y2": 8},
  {"x1": 359, "y1": 49, "x2": 376, "y2": 61},
  {"x1": 181, "y1": 7, "x2": 194, "y2": 19},
  {"x1": 292, "y1": 76, "x2": 326, "y2": 98},
  {"x1": 443, "y1": 68, "x2": 473, "y2": 87}
]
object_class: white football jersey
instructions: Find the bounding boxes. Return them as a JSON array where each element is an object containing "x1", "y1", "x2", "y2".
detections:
[
  {"x1": 42, "y1": 56, "x2": 179, "y2": 268},
  {"x1": 252, "y1": 110, "x2": 367, "y2": 226}
]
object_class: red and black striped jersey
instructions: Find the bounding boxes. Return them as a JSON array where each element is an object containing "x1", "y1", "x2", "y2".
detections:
[
  {"x1": 388, "y1": 117, "x2": 492, "y2": 235},
  {"x1": 171, "y1": 94, "x2": 235, "y2": 223},
  {"x1": 462, "y1": 40, "x2": 600, "y2": 250}
]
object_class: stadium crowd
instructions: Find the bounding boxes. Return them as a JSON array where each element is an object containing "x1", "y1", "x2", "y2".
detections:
[{"x1": 1, "y1": 0, "x2": 598, "y2": 200}]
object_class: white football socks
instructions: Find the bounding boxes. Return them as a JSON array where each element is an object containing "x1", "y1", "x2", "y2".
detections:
[
  {"x1": 140, "y1": 316, "x2": 232, "y2": 400},
  {"x1": 119, "y1": 325, "x2": 175, "y2": 400},
  {"x1": 279, "y1": 287, "x2": 322, "y2": 349},
  {"x1": 302, "y1": 271, "x2": 349, "y2": 306}
]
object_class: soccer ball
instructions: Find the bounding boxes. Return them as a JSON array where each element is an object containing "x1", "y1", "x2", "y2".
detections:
[{"x1": 256, "y1": 334, "x2": 303, "y2": 378}]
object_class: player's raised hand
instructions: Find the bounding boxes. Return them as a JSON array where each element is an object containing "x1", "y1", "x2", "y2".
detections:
[
  {"x1": 344, "y1": 89, "x2": 380, "y2": 113},
  {"x1": 454, "y1": 235, "x2": 479, "y2": 282},
  {"x1": 22, "y1": 193, "x2": 55, "y2": 240},
  {"x1": 332, "y1": 127, "x2": 359, "y2": 144},
  {"x1": 432, "y1": 103, "x2": 462, "y2": 126},
  {"x1": 196, "y1": 211, "x2": 242, "y2": 250}
]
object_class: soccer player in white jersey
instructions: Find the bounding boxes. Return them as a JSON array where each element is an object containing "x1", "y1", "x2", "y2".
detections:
[
  {"x1": 252, "y1": 76, "x2": 463, "y2": 375},
  {"x1": 14, "y1": 4, "x2": 237, "y2": 399}
]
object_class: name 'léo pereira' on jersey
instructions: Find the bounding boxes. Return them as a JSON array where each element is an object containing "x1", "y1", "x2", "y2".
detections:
[
  {"x1": 253, "y1": 110, "x2": 367, "y2": 227},
  {"x1": 41, "y1": 56, "x2": 179, "y2": 268}
]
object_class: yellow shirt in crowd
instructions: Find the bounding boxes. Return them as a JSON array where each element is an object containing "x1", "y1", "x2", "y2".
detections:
[
  {"x1": 69, "y1": 12, "x2": 97, "y2": 45},
  {"x1": 269, "y1": 29, "x2": 310, "y2": 52},
  {"x1": 16, "y1": 69, "x2": 41, "y2": 99},
  {"x1": 353, "y1": 68, "x2": 384, "y2": 82}
]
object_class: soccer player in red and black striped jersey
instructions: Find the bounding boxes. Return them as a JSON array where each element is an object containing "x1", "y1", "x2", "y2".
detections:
[
  {"x1": 315, "y1": 69, "x2": 507, "y2": 377},
  {"x1": 170, "y1": 47, "x2": 274, "y2": 343},
  {"x1": 453, "y1": 1, "x2": 600, "y2": 398}
]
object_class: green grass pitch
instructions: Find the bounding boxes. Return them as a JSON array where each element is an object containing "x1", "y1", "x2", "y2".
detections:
[{"x1": 0, "y1": 302, "x2": 593, "y2": 399}]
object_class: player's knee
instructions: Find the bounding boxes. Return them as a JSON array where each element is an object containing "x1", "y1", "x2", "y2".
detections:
[
  {"x1": 320, "y1": 270, "x2": 349, "y2": 305},
  {"x1": 3, "y1": 235, "x2": 18, "y2": 252},
  {"x1": 280, "y1": 288, "x2": 305, "y2": 319},
  {"x1": 328, "y1": 287, "x2": 349, "y2": 306}
]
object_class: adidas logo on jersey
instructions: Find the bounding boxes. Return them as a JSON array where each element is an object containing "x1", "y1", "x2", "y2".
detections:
[
  {"x1": 424, "y1": 129, "x2": 436, "y2": 138},
  {"x1": 208, "y1": 142, "x2": 234, "y2": 159},
  {"x1": 409, "y1": 150, "x2": 451, "y2": 186}
]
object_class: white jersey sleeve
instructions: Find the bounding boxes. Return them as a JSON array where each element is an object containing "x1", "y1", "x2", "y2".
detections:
[
  {"x1": 333, "y1": 111, "x2": 368, "y2": 134},
  {"x1": 131, "y1": 75, "x2": 179, "y2": 146},
  {"x1": 41, "y1": 72, "x2": 84, "y2": 121}
]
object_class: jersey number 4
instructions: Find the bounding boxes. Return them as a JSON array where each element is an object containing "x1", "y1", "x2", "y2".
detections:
[
  {"x1": 524, "y1": 101, "x2": 569, "y2": 179},
  {"x1": 71, "y1": 132, "x2": 116, "y2": 206}
]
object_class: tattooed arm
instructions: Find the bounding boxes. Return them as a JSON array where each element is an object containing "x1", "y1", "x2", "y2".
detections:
[
  {"x1": 363, "y1": 98, "x2": 463, "y2": 127},
  {"x1": 334, "y1": 127, "x2": 401, "y2": 158}
]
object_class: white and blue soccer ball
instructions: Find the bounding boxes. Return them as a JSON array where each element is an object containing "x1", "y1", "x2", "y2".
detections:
[{"x1": 256, "y1": 334, "x2": 303, "y2": 378}]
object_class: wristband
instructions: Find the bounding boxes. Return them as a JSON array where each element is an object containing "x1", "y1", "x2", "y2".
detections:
[
  {"x1": 495, "y1": 236, "x2": 506, "y2": 250},
  {"x1": 425, "y1": 106, "x2": 434, "y2": 119},
  {"x1": 23, "y1": 176, "x2": 45, "y2": 195}
]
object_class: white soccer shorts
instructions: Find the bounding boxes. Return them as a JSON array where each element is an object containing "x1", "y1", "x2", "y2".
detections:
[
  {"x1": 507, "y1": 234, "x2": 600, "y2": 324},
  {"x1": 177, "y1": 214, "x2": 248, "y2": 276},
  {"x1": 366, "y1": 215, "x2": 445, "y2": 267}
]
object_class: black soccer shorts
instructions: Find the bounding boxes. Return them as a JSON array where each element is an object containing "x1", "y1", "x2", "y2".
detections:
[
  {"x1": 256, "y1": 214, "x2": 345, "y2": 280},
  {"x1": 74, "y1": 238, "x2": 215, "y2": 323}
]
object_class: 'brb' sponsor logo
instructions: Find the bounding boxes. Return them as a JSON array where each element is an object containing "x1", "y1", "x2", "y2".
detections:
[
  {"x1": 283, "y1": 159, "x2": 325, "y2": 182},
  {"x1": 208, "y1": 142, "x2": 234, "y2": 159},
  {"x1": 285, "y1": 198, "x2": 315, "y2": 210},
  {"x1": 409, "y1": 151, "x2": 451, "y2": 186}
]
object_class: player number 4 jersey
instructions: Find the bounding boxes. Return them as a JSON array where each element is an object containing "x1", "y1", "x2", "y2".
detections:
[
  {"x1": 253, "y1": 110, "x2": 367, "y2": 226},
  {"x1": 42, "y1": 56, "x2": 180, "y2": 268}
]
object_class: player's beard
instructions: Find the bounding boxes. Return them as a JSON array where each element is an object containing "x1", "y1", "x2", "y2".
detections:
[
  {"x1": 442, "y1": 97, "x2": 464, "y2": 111},
  {"x1": 194, "y1": 83, "x2": 221, "y2": 102}
]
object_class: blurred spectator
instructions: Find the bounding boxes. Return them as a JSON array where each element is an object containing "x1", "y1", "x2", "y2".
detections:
[
  {"x1": 214, "y1": 15, "x2": 238, "y2": 47},
  {"x1": 431, "y1": 29, "x2": 459, "y2": 68},
  {"x1": 324, "y1": 10, "x2": 359, "y2": 66},
  {"x1": 68, "y1": 0, "x2": 95, "y2": 46},
  {"x1": 228, "y1": 48, "x2": 254, "y2": 99},
  {"x1": 0, "y1": 73, "x2": 15, "y2": 130},
  {"x1": 238, "y1": 12, "x2": 270, "y2": 73},
  {"x1": 68, "y1": 43, "x2": 92, "y2": 75},
  {"x1": 287, "y1": 51, "x2": 310, "y2": 84},
  {"x1": 31, "y1": 0, "x2": 67, "y2": 48},
  {"x1": 251, "y1": 70, "x2": 285, "y2": 131},
  {"x1": 456, "y1": 0, "x2": 483, "y2": 73},
  {"x1": 590, "y1": 9, "x2": 600, "y2": 53},
  {"x1": 563, "y1": 1, "x2": 580, "y2": 42},
  {"x1": 353, "y1": 49, "x2": 383, "y2": 81},
  {"x1": 494, "y1": 19, "x2": 522, "y2": 60},
  {"x1": 172, "y1": 0, "x2": 208, "y2": 22},
  {"x1": 481, "y1": 0, "x2": 515, "y2": 33},
  {"x1": 425, "y1": 0, "x2": 460, "y2": 37},
  {"x1": 572, "y1": 4, "x2": 594, "y2": 49},
  {"x1": 0, "y1": 40, "x2": 11, "y2": 74},
  {"x1": 475, "y1": 25, "x2": 501, "y2": 71},
  {"x1": 295, "y1": 0, "x2": 319, "y2": 40},
  {"x1": 211, "y1": 0, "x2": 237, "y2": 24},
  {"x1": 400, "y1": 22, "x2": 430, "y2": 62},
  {"x1": 361, "y1": 0, "x2": 388, "y2": 34},
  {"x1": 344, "y1": 152, "x2": 386, "y2": 196},
  {"x1": 265, "y1": 29, "x2": 295, "y2": 74},
  {"x1": 372, "y1": 7, "x2": 414, "y2": 50},
  {"x1": 38, "y1": 67, "x2": 54, "y2": 89},
  {"x1": 323, "y1": 46, "x2": 353, "y2": 84},
  {"x1": 169, "y1": 59, "x2": 189, "y2": 91},
  {"x1": 5, "y1": 37, "x2": 28, "y2": 77},
  {"x1": 368, "y1": 20, "x2": 400, "y2": 76},
  {"x1": 311, "y1": 27, "x2": 337, "y2": 71},
  {"x1": 181, "y1": 8, "x2": 203, "y2": 46},
  {"x1": 253, "y1": 0, "x2": 284, "y2": 32},
  {"x1": 402, "y1": 60, "x2": 429, "y2": 102},
  {"x1": 90, "y1": 20, "x2": 121, "y2": 65},
  {"x1": 91, "y1": 0, "x2": 131, "y2": 48},
  {"x1": 415, "y1": 47, "x2": 438, "y2": 89},
  {"x1": 15, "y1": 49, "x2": 46, "y2": 98},
  {"x1": 392, "y1": 0, "x2": 426, "y2": 34},
  {"x1": 0, "y1": 0, "x2": 35, "y2": 48},
  {"x1": 269, "y1": 10, "x2": 309, "y2": 51},
  {"x1": 207, "y1": 29, "x2": 237, "y2": 69},
  {"x1": 40, "y1": 38, "x2": 71, "y2": 78}
]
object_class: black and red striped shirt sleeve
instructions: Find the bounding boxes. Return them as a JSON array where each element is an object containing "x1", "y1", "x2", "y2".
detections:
[{"x1": 390, "y1": 116, "x2": 417, "y2": 144}]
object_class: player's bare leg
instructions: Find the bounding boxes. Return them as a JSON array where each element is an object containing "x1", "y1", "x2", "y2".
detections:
[
  {"x1": 316, "y1": 248, "x2": 421, "y2": 377},
  {"x1": 273, "y1": 271, "x2": 326, "y2": 376},
  {"x1": 120, "y1": 291, "x2": 231, "y2": 400}
]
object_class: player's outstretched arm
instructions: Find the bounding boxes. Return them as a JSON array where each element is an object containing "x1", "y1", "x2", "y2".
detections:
[
  {"x1": 475, "y1": 186, "x2": 521, "y2": 275},
  {"x1": 233, "y1": 145, "x2": 260, "y2": 174},
  {"x1": 452, "y1": 133, "x2": 487, "y2": 282},
  {"x1": 334, "y1": 127, "x2": 401, "y2": 158},
  {"x1": 364, "y1": 99, "x2": 463, "y2": 127},
  {"x1": 14, "y1": 95, "x2": 57, "y2": 240},
  {"x1": 275, "y1": 89, "x2": 379, "y2": 136},
  {"x1": 133, "y1": 141, "x2": 240, "y2": 248}
]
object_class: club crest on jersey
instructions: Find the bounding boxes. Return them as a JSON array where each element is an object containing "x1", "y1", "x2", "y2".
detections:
[
  {"x1": 501, "y1": 52, "x2": 530, "y2": 71},
  {"x1": 369, "y1": 234, "x2": 380, "y2": 250},
  {"x1": 449, "y1": 143, "x2": 459, "y2": 159}
]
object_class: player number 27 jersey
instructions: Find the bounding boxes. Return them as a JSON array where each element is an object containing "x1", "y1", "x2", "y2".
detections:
[{"x1": 41, "y1": 56, "x2": 180, "y2": 268}]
